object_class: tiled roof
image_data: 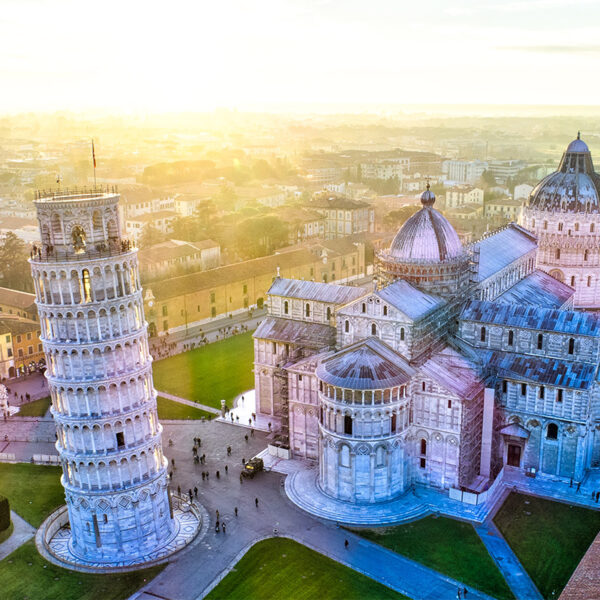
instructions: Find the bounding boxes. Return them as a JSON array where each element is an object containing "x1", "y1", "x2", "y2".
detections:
[
  {"x1": 0, "y1": 316, "x2": 40, "y2": 335},
  {"x1": 478, "y1": 349, "x2": 595, "y2": 390},
  {"x1": 420, "y1": 346, "x2": 483, "y2": 400},
  {"x1": 253, "y1": 317, "x2": 335, "y2": 348},
  {"x1": 461, "y1": 300, "x2": 600, "y2": 336},
  {"x1": 377, "y1": 280, "x2": 445, "y2": 320},
  {"x1": 268, "y1": 278, "x2": 365, "y2": 305},
  {"x1": 559, "y1": 531, "x2": 600, "y2": 600},
  {"x1": 316, "y1": 337, "x2": 415, "y2": 390},
  {"x1": 473, "y1": 224, "x2": 537, "y2": 281},
  {"x1": 0, "y1": 287, "x2": 36, "y2": 310},
  {"x1": 310, "y1": 196, "x2": 370, "y2": 210},
  {"x1": 495, "y1": 270, "x2": 574, "y2": 309}
]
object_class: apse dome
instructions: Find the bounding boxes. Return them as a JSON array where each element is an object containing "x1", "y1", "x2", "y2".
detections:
[
  {"x1": 527, "y1": 133, "x2": 600, "y2": 214},
  {"x1": 389, "y1": 185, "x2": 463, "y2": 262}
]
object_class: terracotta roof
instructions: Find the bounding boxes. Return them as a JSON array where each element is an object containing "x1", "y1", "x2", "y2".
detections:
[
  {"x1": 0, "y1": 316, "x2": 40, "y2": 335},
  {"x1": 0, "y1": 287, "x2": 36, "y2": 310}
]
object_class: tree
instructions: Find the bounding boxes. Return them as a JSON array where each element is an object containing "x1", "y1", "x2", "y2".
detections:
[
  {"x1": 383, "y1": 206, "x2": 420, "y2": 229},
  {"x1": 478, "y1": 170, "x2": 496, "y2": 189},
  {"x1": 235, "y1": 216, "x2": 289, "y2": 259},
  {"x1": 0, "y1": 232, "x2": 32, "y2": 292},
  {"x1": 138, "y1": 224, "x2": 166, "y2": 249}
]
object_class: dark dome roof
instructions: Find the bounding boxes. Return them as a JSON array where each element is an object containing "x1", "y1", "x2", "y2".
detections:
[
  {"x1": 389, "y1": 186, "x2": 463, "y2": 262},
  {"x1": 527, "y1": 134, "x2": 600, "y2": 214}
]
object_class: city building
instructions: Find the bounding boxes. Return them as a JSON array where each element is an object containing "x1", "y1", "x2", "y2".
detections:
[
  {"x1": 484, "y1": 197, "x2": 522, "y2": 221},
  {"x1": 360, "y1": 158, "x2": 408, "y2": 181},
  {"x1": 310, "y1": 195, "x2": 375, "y2": 239},
  {"x1": 144, "y1": 238, "x2": 367, "y2": 337},
  {"x1": 488, "y1": 160, "x2": 527, "y2": 184},
  {"x1": 443, "y1": 160, "x2": 488, "y2": 184},
  {"x1": 513, "y1": 183, "x2": 534, "y2": 201},
  {"x1": 0, "y1": 286, "x2": 37, "y2": 320},
  {"x1": 520, "y1": 134, "x2": 600, "y2": 309},
  {"x1": 30, "y1": 188, "x2": 181, "y2": 566},
  {"x1": 444, "y1": 185, "x2": 484, "y2": 209},
  {"x1": 124, "y1": 210, "x2": 178, "y2": 242},
  {"x1": 254, "y1": 183, "x2": 595, "y2": 506},
  {"x1": 0, "y1": 315, "x2": 44, "y2": 376},
  {"x1": 270, "y1": 207, "x2": 325, "y2": 242}
]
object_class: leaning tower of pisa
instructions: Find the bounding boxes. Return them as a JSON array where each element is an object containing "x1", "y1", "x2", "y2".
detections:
[{"x1": 30, "y1": 188, "x2": 176, "y2": 565}]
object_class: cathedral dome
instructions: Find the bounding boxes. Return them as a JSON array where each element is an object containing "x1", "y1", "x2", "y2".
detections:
[
  {"x1": 526, "y1": 133, "x2": 600, "y2": 214},
  {"x1": 389, "y1": 185, "x2": 463, "y2": 262}
]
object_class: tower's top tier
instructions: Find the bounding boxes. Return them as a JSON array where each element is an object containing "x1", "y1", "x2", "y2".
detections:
[{"x1": 32, "y1": 187, "x2": 133, "y2": 263}]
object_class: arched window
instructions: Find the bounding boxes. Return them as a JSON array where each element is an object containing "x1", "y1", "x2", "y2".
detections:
[
  {"x1": 588, "y1": 276, "x2": 592, "y2": 287},
  {"x1": 537, "y1": 333, "x2": 543, "y2": 350},
  {"x1": 344, "y1": 415, "x2": 352, "y2": 435},
  {"x1": 592, "y1": 223, "x2": 595, "y2": 233},
  {"x1": 420, "y1": 439, "x2": 427, "y2": 455},
  {"x1": 284, "y1": 301, "x2": 288, "y2": 315},
  {"x1": 400, "y1": 327, "x2": 405, "y2": 341},
  {"x1": 383, "y1": 306, "x2": 388, "y2": 316},
  {"x1": 508, "y1": 330, "x2": 514, "y2": 346},
  {"x1": 568, "y1": 338, "x2": 575, "y2": 355},
  {"x1": 571, "y1": 276, "x2": 576, "y2": 286},
  {"x1": 376, "y1": 446, "x2": 385, "y2": 467},
  {"x1": 371, "y1": 323, "x2": 377, "y2": 336},
  {"x1": 361, "y1": 303, "x2": 366, "y2": 313},
  {"x1": 543, "y1": 220, "x2": 548, "y2": 230},
  {"x1": 584, "y1": 250, "x2": 589, "y2": 261},
  {"x1": 480, "y1": 326, "x2": 486, "y2": 342},
  {"x1": 81, "y1": 269, "x2": 92, "y2": 303},
  {"x1": 422, "y1": 381, "x2": 426, "y2": 391},
  {"x1": 326, "y1": 307, "x2": 332, "y2": 320},
  {"x1": 575, "y1": 222, "x2": 580, "y2": 231},
  {"x1": 558, "y1": 223, "x2": 564, "y2": 232},
  {"x1": 344, "y1": 320, "x2": 350, "y2": 333},
  {"x1": 305, "y1": 303, "x2": 310, "y2": 317},
  {"x1": 547, "y1": 423, "x2": 558, "y2": 440},
  {"x1": 555, "y1": 248, "x2": 561, "y2": 259}
]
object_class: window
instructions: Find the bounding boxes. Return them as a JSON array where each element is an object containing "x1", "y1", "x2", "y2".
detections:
[
  {"x1": 575, "y1": 222, "x2": 580, "y2": 231},
  {"x1": 571, "y1": 276, "x2": 576, "y2": 286},
  {"x1": 305, "y1": 303, "x2": 310, "y2": 317},
  {"x1": 383, "y1": 306, "x2": 388, "y2": 316},
  {"x1": 18, "y1": 349, "x2": 23, "y2": 357},
  {"x1": 592, "y1": 223, "x2": 596, "y2": 233},
  {"x1": 376, "y1": 446, "x2": 385, "y2": 467},
  {"x1": 361, "y1": 303, "x2": 366, "y2": 313},
  {"x1": 420, "y1": 439, "x2": 427, "y2": 455},
  {"x1": 284, "y1": 301, "x2": 289, "y2": 315},
  {"x1": 103, "y1": 514, "x2": 108, "y2": 524},
  {"x1": 344, "y1": 415, "x2": 352, "y2": 435},
  {"x1": 422, "y1": 381, "x2": 426, "y2": 391},
  {"x1": 210, "y1": 292, "x2": 216, "y2": 303},
  {"x1": 521, "y1": 383, "x2": 527, "y2": 395},
  {"x1": 547, "y1": 423, "x2": 558, "y2": 439},
  {"x1": 555, "y1": 249, "x2": 561, "y2": 259},
  {"x1": 16, "y1": 335, "x2": 21, "y2": 343},
  {"x1": 211, "y1": 307, "x2": 216, "y2": 317},
  {"x1": 448, "y1": 399, "x2": 452, "y2": 409},
  {"x1": 272, "y1": 342, "x2": 277, "y2": 353},
  {"x1": 243, "y1": 284, "x2": 247, "y2": 294},
  {"x1": 480, "y1": 326, "x2": 486, "y2": 342},
  {"x1": 502, "y1": 380, "x2": 507, "y2": 393},
  {"x1": 340, "y1": 445, "x2": 350, "y2": 467},
  {"x1": 537, "y1": 334, "x2": 543, "y2": 350},
  {"x1": 539, "y1": 386, "x2": 545, "y2": 399},
  {"x1": 557, "y1": 389, "x2": 564, "y2": 403},
  {"x1": 588, "y1": 276, "x2": 592, "y2": 287},
  {"x1": 371, "y1": 323, "x2": 377, "y2": 336},
  {"x1": 163, "y1": 320, "x2": 168, "y2": 331},
  {"x1": 391, "y1": 414, "x2": 397, "y2": 432},
  {"x1": 26, "y1": 332, "x2": 31, "y2": 340},
  {"x1": 298, "y1": 374, "x2": 302, "y2": 381},
  {"x1": 543, "y1": 221, "x2": 548, "y2": 230},
  {"x1": 7, "y1": 348, "x2": 11, "y2": 357},
  {"x1": 327, "y1": 307, "x2": 332, "y2": 320},
  {"x1": 344, "y1": 320, "x2": 350, "y2": 333},
  {"x1": 508, "y1": 330, "x2": 514, "y2": 346},
  {"x1": 162, "y1": 305, "x2": 168, "y2": 316},
  {"x1": 558, "y1": 223, "x2": 564, "y2": 232},
  {"x1": 420, "y1": 457, "x2": 426, "y2": 469},
  {"x1": 584, "y1": 250, "x2": 589, "y2": 261},
  {"x1": 28, "y1": 346, "x2": 33, "y2": 355},
  {"x1": 116, "y1": 432, "x2": 125, "y2": 448},
  {"x1": 568, "y1": 338, "x2": 575, "y2": 355}
]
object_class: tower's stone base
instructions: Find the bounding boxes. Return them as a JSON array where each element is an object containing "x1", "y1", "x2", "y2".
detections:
[{"x1": 36, "y1": 495, "x2": 205, "y2": 573}]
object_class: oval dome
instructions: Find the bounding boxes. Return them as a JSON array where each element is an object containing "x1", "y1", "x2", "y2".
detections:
[
  {"x1": 527, "y1": 134, "x2": 600, "y2": 214},
  {"x1": 389, "y1": 190, "x2": 463, "y2": 262}
]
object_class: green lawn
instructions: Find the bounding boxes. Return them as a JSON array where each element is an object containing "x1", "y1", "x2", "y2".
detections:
[
  {"x1": 156, "y1": 396, "x2": 214, "y2": 420},
  {"x1": 205, "y1": 537, "x2": 408, "y2": 600},
  {"x1": 494, "y1": 492, "x2": 600, "y2": 599},
  {"x1": 357, "y1": 516, "x2": 514, "y2": 600},
  {"x1": 152, "y1": 332, "x2": 255, "y2": 409},
  {"x1": 18, "y1": 397, "x2": 51, "y2": 417},
  {"x1": 0, "y1": 463, "x2": 64, "y2": 527},
  {"x1": 0, "y1": 464, "x2": 164, "y2": 599},
  {"x1": 0, "y1": 540, "x2": 163, "y2": 600}
]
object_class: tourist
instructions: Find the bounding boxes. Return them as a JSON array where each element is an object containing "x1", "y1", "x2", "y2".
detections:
[
  {"x1": 463, "y1": 588, "x2": 468, "y2": 598},
  {"x1": 227, "y1": 446, "x2": 232, "y2": 456},
  {"x1": 242, "y1": 457, "x2": 246, "y2": 465},
  {"x1": 344, "y1": 539, "x2": 349, "y2": 550},
  {"x1": 255, "y1": 497, "x2": 259, "y2": 508},
  {"x1": 216, "y1": 470, "x2": 220, "y2": 478},
  {"x1": 576, "y1": 481, "x2": 581, "y2": 493},
  {"x1": 225, "y1": 465, "x2": 228, "y2": 474},
  {"x1": 250, "y1": 429, "x2": 254, "y2": 437},
  {"x1": 194, "y1": 455, "x2": 199, "y2": 464},
  {"x1": 171, "y1": 458, "x2": 176, "y2": 469},
  {"x1": 194, "y1": 486, "x2": 198, "y2": 498},
  {"x1": 268, "y1": 422, "x2": 272, "y2": 431},
  {"x1": 239, "y1": 473, "x2": 243, "y2": 484},
  {"x1": 177, "y1": 485, "x2": 181, "y2": 495},
  {"x1": 234, "y1": 507, "x2": 238, "y2": 517},
  {"x1": 245, "y1": 434, "x2": 249, "y2": 443},
  {"x1": 248, "y1": 418, "x2": 252, "y2": 426},
  {"x1": 188, "y1": 489, "x2": 193, "y2": 501},
  {"x1": 215, "y1": 521, "x2": 220, "y2": 533},
  {"x1": 457, "y1": 588, "x2": 461, "y2": 599},
  {"x1": 202, "y1": 472, "x2": 205, "y2": 481},
  {"x1": 222, "y1": 521, "x2": 226, "y2": 534},
  {"x1": 216, "y1": 510, "x2": 220, "y2": 520}
]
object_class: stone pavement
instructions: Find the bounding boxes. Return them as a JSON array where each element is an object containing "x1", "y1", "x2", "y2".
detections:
[
  {"x1": 0, "y1": 511, "x2": 36, "y2": 561},
  {"x1": 216, "y1": 389, "x2": 281, "y2": 433},
  {"x1": 156, "y1": 391, "x2": 220, "y2": 415},
  {"x1": 2, "y1": 372, "x2": 49, "y2": 404}
]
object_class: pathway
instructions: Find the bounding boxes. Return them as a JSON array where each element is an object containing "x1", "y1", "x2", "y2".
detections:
[
  {"x1": 0, "y1": 511, "x2": 35, "y2": 561},
  {"x1": 155, "y1": 391, "x2": 220, "y2": 415}
]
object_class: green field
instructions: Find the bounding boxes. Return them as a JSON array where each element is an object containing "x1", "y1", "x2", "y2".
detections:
[
  {"x1": 152, "y1": 332, "x2": 255, "y2": 409},
  {"x1": 494, "y1": 492, "x2": 600, "y2": 599},
  {"x1": 0, "y1": 463, "x2": 164, "y2": 600},
  {"x1": 357, "y1": 516, "x2": 514, "y2": 600},
  {"x1": 205, "y1": 537, "x2": 408, "y2": 600},
  {"x1": 18, "y1": 396, "x2": 51, "y2": 417},
  {"x1": 156, "y1": 396, "x2": 214, "y2": 420}
]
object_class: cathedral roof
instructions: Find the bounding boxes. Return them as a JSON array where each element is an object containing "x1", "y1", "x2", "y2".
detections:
[
  {"x1": 388, "y1": 186, "x2": 464, "y2": 263},
  {"x1": 376, "y1": 280, "x2": 445, "y2": 320},
  {"x1": 316, "y1": 337, "x2": 415, "y2": 390},
  {"x1": 461, "y1": 300, "x2": 600, "y2": 337},
  {"x1": 253, "y1": 317, "x2": 335, "y2": 349},
  {"x1": 268, "y1": 278, "x2": 365, "y2": 305},
  {"x1": 473, "y1": 223, "x2": 537, "y2": 282},
  {"x1": 495, "y1": 269, "x2": 574, "y2": 309},
  {"x1": 526, "y1": 134, "x2": 600, "y2": 213}
]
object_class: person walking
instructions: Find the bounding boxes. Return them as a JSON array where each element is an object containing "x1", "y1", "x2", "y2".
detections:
[
  {"x1": 177, "y1": 485, "x2": 181, "y2": 496},
  {"x1": 250, "y1": 428, "x2": 254, "y2": 437},
  {"x1": 242, "y1": 458, "x2": 246, "y2": 465},
  {"x1": 216, "y1": 470, "x2": 220, "y2": 478},
  {"x1": 234, "y1": 506, "x2": 238, "y2": 517},
  {"x1": 188, "y1": 489, "x2": 193, "y2": 502},
  {"x1": 215, "y1": 521, "x2": 220, "y2": 533},
  {"x1": 227, "y1": 446, "x2": 232, "y2": 456},
  {"x1": 194, "y1": 486, "x2": 198, "y2": 498},
  {"x1": 240, "y1": 473, "x2": 243, "y2": 484},
  {"x1": 245, "y1": 434, "x2": 249, "y2": 443},
  {"x1": 222, "y1": 521, "x2": 226, "y2": 534},
  {"x1": 463, "y1": 588, "x2": 468, "y2": 598},
  {"x1": 576, "y1": 481, "x2": 582, "y2": 493},
  {"x1": 225, "y1": 464, "x2": 228, "y2": 474},
  {"x1": 216, "y1": 510, "x2": 220, "y2": 520},
  {"x1": 344, "y1": 539, "x2": 349, "y2": 550},
  {"x1": 202, "y1": 471, "x2": 205, "y2": 481},
  {"x1": 255, "y1": 497, "x2": 259, "y2": 508}
]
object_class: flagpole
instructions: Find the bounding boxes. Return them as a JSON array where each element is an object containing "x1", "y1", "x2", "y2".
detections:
[{"x1": 92, "y1": 138, "x2": 97, "y2": 188}]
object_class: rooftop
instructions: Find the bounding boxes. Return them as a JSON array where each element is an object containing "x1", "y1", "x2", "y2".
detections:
[
  {"x1": 0, "y1": 287, "x2": 36, "y2": 310},
  {"x1": 495, "y1": 269, "x2": 574, "y2": 309},
  {"x1": 253, "y1": 317, "x2": 335, "y2": 349},
  {"x1": 310, "y1": 196, "x2": 371, "y2": 210},
  {"x1": 461, "y1": 300, "x2": 600, "y2": 336},
  {"x1": 0, "y1": 315, "x2": 40, "y2": 335},
  {"x1": 268, "y1": 277, "x2": 365, "y2": 305},
  {"x1": 376, "y1": 280, "x2": 445, "y2": 321}
]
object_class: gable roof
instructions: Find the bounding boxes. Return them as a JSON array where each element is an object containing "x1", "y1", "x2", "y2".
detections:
[
  {"x1": 376, "y1": 280, "x2": 445, "y2": 320},
  {"x1": 461, "y1": 300, "x2": 600, "y2": 337},
  {"x1": 473, "y1": 223, "x2": 537, "y2": 281},
  {"x1": 0, "y1": 287, "x2": 36, "y2": 311},
  {"x1": 495, "y1": 269, "x2": 574, "y2": 309},
  {"x1": 268, "y1": 278, "x2": 366, "y2": 305},
  {"x1": 253, "y1": 317, "x2": 335, "y2": 349},
  {"x1": 316, "y1": 337, "x2": 415, "y2": 389}
]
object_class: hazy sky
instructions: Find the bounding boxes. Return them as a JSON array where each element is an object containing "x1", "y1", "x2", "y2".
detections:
[{"x1": 2, "y1": 0, "x2": 600, "y2": 113}]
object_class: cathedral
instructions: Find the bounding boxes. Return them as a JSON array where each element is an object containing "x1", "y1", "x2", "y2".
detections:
[{"x1": 254, "y1": 135, "x2": 600, "y2": 504}]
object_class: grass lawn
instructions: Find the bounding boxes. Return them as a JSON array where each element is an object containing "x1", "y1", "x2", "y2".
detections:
[
  {"x1": 205, "y1": 537, "x2": 409, "y2": 600},
  {"x1": 153, "y1": 332, "x2": 255, "y2": 409},
  {"x1": 0, "y1": 540, "x2": 163, "y2": 600},
  {"x1": 18, "y1": 397, "x2": 51, "y2": 417},
  {"x1": 156, "y1": 396, "x2": 214, "y2": 420},
  {"x1": 0, "y1": 463, "x2": 64, "y2": 527},
  {"x1": 0, "y1": 464, "x2": 164, "y2": 599},
  {"x1": 494, "y1": 492, "x2": 600, "y2": 599},
  {"x1": 356, "y1": 516, "x2": 514, "y2": 600}
]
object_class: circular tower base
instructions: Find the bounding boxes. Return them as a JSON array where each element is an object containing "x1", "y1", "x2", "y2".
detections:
[{"x1": 35, "y1": 495, "x2": 206, "y2": 573}]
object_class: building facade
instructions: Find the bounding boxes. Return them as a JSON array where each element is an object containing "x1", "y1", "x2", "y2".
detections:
[{"x1": 30, "y1": 188, "x2": 175, "y2": 563}]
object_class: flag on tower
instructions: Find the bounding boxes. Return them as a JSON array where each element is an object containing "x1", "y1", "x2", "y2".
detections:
[{"x1": 92, "y1": 140, "x2": 97, "y2": 168}]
